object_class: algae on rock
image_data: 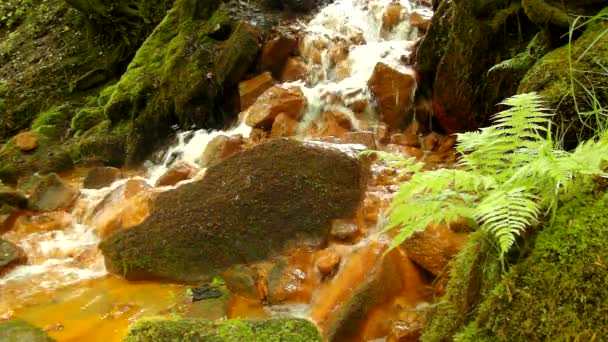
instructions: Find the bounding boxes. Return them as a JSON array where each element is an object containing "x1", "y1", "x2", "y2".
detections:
[
  {"x1": 103, "y1": 0, "x2": 261, "y2": 164},
  {"x1": 124, "y1": 317, "x2": 321, "y2": 342}
]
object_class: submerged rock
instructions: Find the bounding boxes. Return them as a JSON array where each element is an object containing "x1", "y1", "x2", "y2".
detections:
[
  {"x1": 124, "y1": 317, "x2": 321, "y2": 342},
  {"x1": 0, "y1": 320, "x2": 54, "y2": 342},
  {"x1": 100, "y1": 139, "x2": 366, "y2": 282},
  {"x1": 0, "y1": 239, "x2": 26, "y2": 275},
  {"x1": 83, "y1": 167, "x2": 122, "y2": 189},
  {"x1": 28, "y1": 173, "x2": 79, "y2": 212}
]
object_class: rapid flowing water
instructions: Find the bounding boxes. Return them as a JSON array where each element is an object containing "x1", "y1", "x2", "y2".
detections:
[{"x1": 1, "y1": 0, "x2": 436, "y2": 340}]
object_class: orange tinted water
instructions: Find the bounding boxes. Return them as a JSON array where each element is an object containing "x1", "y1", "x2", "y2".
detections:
[{"x1": 7, "y1": 276, "x2": 187, "y2": 342}]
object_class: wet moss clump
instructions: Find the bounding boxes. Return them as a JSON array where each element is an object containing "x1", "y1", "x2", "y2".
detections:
[
  {"x1": 103, "y1": 0, "x2": 261, "y2": 164},
  {"x1": 124, "y1": 318, "x2": 321, "y2": 342},
  {"x1": 100, "y1": 139, "x2": 366, "y2": 282},
  {"x1": 0, "y1": 320, "x2": 54, "y2": 342},
  {"x1": 457, "y1": 191, "x2": 608, "y2": 341},
  {"x1": 519, "y1": 8, "x2": 608, "y2": 147}
]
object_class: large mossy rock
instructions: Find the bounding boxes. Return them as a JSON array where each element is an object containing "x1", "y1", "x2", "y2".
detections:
[
  {"x1": 519, "y1": 9, "x2": 608, "y2": 147},
  {"x1": 100, "y1": 139, "x2": 366, "y2": 282},
  {"x1": 124, "y1": 318, "x2": 321, "y2": 342},
  {"x1": 103, "y1": 0, "x2": 263, "y2": 164},
  {"x1": 0, "y1": 320, "x2": 54, "y2": 342},
  {"x1": 415, "y1": 0, "x2": 538, "y2": 133},
  {"x1": 455, "y1": 191, "x2": 608, "y2": 340}
]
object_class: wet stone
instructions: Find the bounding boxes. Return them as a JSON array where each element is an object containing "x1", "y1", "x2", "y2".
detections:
[
  {"x1": 0, "y1": 239, "x2": 26, "y2": 275},
  {"x1": 0, "y1": 185, "x2": 28, "y2": 209},
  {"x1": 14, "y1": 131, "x2": 39, "y2": 152},
  {"x1": 223, "y1": 264, "x2": 260, "y2": 300},
  {"x1": 83, "y1": 167, "x2": 122, "y2": 189},
  {"x1": 330, "y1": 219, "x2": 360, "y2": 241},
  {"x1": 29, "y1": 173, "x2": 79, "y2": 212}
]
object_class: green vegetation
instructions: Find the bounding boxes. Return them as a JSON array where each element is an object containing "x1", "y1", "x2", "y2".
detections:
[
  {"x1": 124, "y1": 318, "x2": 322, "y2": 342},
  {"x1": 379, "y1": 93, "x2": 608, "y2": 260}
]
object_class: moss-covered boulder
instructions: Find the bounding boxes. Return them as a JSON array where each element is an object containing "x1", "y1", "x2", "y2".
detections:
[
  {"x1": 103, "y1": 0, "x2": 263, "y2": 164},
  {"x1": 454, "y1": 192, "x2": 608, "y2": 341},
  {"x1": 124, "y1": 318, "x2": 321, "y2": 342},
  {"x1": 415, "y1": 0, "x2": 538, "y2": 133},
  {"x1": 519, "y1": 9, "x2": 608, "y2": 147},
  {"x1": 100, "y1": 139, "x2": 366, "y2": 282},
  {"x1": 0, "y1": 320, "x2": 54, "y2": 342}
]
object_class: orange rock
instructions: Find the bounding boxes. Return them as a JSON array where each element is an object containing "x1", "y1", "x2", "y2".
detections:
[
  {"x1": 368, "y1": 63, "x2": 417, "y2": 131},
  {"x1": 199, "y1": 135, "x2": 244, "y2": 168},
  {"x1": 410, "y1": 8, "x2": 433, "y2": 31},
  {"x1": 155, "y1": 161, "x2": 199, "y2": 187},
  {"x1": 14, "y1": 211, "x2": 73, "y2": 233},
  {"x1": 239, "y1": 72, "x2": 275, "y2": 111},
  {"x1": 245, "y1": 85, "x2": 306, "y2": 130},
  {"x1": 97, "y1": 190, "x2": 159, "y2": 238},
  {"x1": 401, "y1": 224, "x2": 469, "y2": 276},
  {"x1": 374, "y1": 123, "x2": 390, "y2": 145},
  {"x1": 270, "y1": 113, "x2": 298, "y2": 138},
  {"x1": 391, "y1": 133, "x2": 420, "y2": 148},
  {"x1": 315, "y1": 249, "x2": 341, "y2": 276},
  {"x1": 14, "y1": 131, "x2": 38, "y2": 152},
  {"x1": 422, "y1": 133, "x2": 440, "y2": 151},
  {"x1": 318, "y1": 111, "x2": 353, "y2": 137},
  {"x1": 382, "y1": 3, "x2": 402, "y2": 31},
  {"x1": 437, "y1": 135, "x2": 457, "y2": 152},
  {"x1": 328, "y1": 42, "x2": 349, "y2": 66},
  {"x1": 280, "y1": 57, "x2": 308, "y2": 82},
  {"x1": 87, "y1": 179, "x2": 151, "y2": 228},
  {"x1": 402, "y1": 146, "x2": 424, "y2": 159},
  {"x1": 261, "y1": 35, "x2": 298, "y2": 76}
]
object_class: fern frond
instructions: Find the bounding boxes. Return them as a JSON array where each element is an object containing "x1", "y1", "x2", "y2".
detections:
[{"x1": 475, "y1": 187, "x2": 540, "y2": 257}]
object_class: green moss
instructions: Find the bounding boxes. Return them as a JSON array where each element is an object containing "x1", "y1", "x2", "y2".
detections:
[
  {"x1": 71, "y1": 107, "x2": 105, "y2": 135},
  {"x1": 30, "y1": 105, "x2": 72, "y2": 138},
  {"x1": 519, "y1": 9, "x2": 608, "y2": 147},
  {"x1": 421, "y1": 232, "x2": 502, "y2": 342},
  {"x1": 456, "y1": 191, "x2": 608, "y2": 341},
  {"x1": 0, "y1": 319, "x2": 54, "y2": 342},
  {"x1": 124, "y1": 318, "x2": 321, "y2": 342},
  {"x1": 103, "y1": 0, "x2": 261, "y2": 164}
]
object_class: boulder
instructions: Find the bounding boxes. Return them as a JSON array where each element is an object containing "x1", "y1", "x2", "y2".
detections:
[
  {"x1": 245, "y1": 85, "x2": 307, "y2": 130},
  {"x1": 368, "y1": 63, "x2": 417, "y2": 131},
  {"x1": 14, "y1": 132, "x2": 39, "y2": 152},
  {"x1": 100, "y1": 139, "x2": 365, "y2": 282},
  {"x1": 401, "y1": 224, "x2": 468, "y2": 276},
  {"x1": 239, "y1": 72, "x2": 275, "y2": 111},
  {"x1": 281, "y1": 57, "x2": 308, "y2": 82},
  {"x1": 83, "y1": 167, "x2": 122, "y2": 189},
  {"x1": 155, "y1": 161, "x2": 199, "y2": 187},
  {"x1": 260, "y1": 35, "x2": 299, "y2": 77},
  {"x1": 0, "y1": 320, "x2": 54, "y2": 342},
  {"x1": 198, "y1": 135, "x2": 244, "y2": 168},
  {"x1": 28, "y1": 173, "x2": 79, "y2": 212},
  {"x1": 124, "y1": 318, "x2": 321, "y2": 341},
  {"x1": 0, "y1": 239, "x2": 27, "y2": 275}
]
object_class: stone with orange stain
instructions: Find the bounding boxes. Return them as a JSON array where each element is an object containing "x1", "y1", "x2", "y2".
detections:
[
  {"x1": 245, "y1": 85, "x2": 306, "y2": 130},
  {"x1": 315, "y1": 249, "x2": 341, "y2": 276},
  {"x1": 261, "y1": 35, "x2": 298, "y2": 76},
  {"x1": 320, "y1": 111, "x2": 353, "y2": 137},
  {"x1": 328, "y1": 42, "x2": 349, "y2": 66},
  {"x1": 330, "y1": 219, "x2": 360, "y2": 241},
  {"x1": 14, "y1": 131, "x2": 38, "y2": 152},
  {"x1": 14, "y1": 211, "x2": 73, "y2": 233},
  {"x1": 281, "y1": 57, "x2": 308, "y2": 82},
  {"x1": 368, "y1": 63, "x2": 417, "y2": 131},
  {"x1": 437, "y1": 135, "x2": 457, "y2": 152},
  {"x1": 155, "y1": 161, "x2": 199, "y2": 187},
  {"x1": 198, "y1": 135, "x2": 244, "y2": 168},
  {"x1": 270, "y1": 113, "x2": 298, "y2": 138},
  {"x1": 97, "y1": 189, "x2": 159, "y2": 239},
  {"x1": 374, "y1": 124, "x2": 391, "y2": 145},
  {"x1": 382, "y1": 3, "x2": 402, "y2": 31},
  {"x1": 311, "y1": 243, "x2": 429, "y2": 341},
  {"x1": 239, "y1": 72, "x2": 275, "y2": 111},
  {"x1": 401, "y1": 224, "x2": 469, "y2": 276},
  {"x1": 409, "y1": 8, "x2": 433, "y2": 31},
  {"x1": 83, "y1": 167, "x2": 122, "y2": 190},
  {"x1": 266, "y1": 257, "x2": 312, "y2": 305},
  {"x1": 391, "y1": 133, "x2": 420, "y2": 148},
  {"x1": 223, "y1": 264, "x2": 260, "y2": 300}
]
